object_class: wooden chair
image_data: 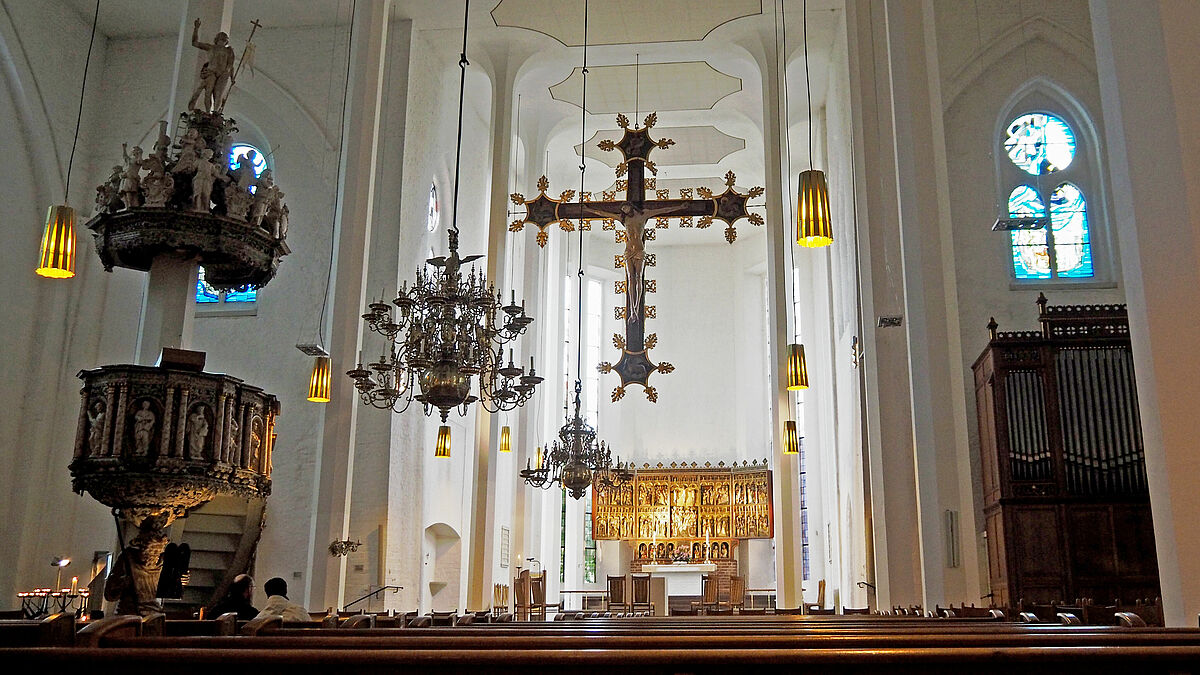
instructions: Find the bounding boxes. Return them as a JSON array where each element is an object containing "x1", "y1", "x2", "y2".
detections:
[
  {"x1": 725, "y1": 575, "x2": 746, "y2": 613},
  {"x1": 691, "y1": 574, "x2": 719, "y2": 614},
  {"x1": 512, "y1": 570, "x2": 531, "y2": 621},
  {"x1": 606, "y1": 574, "x2": 628, "y2": 613},
  {"x1": 529, "y1": 572, "x2": 549, "y2": 621},
  {"x1": 630, "y1": 573, "x2": 654, "y2": 615}
]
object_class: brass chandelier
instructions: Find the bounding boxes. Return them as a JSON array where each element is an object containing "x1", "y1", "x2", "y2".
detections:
[
  {"x1": 520, "y1": 383, "x2": 632, "y2": 500},
  {"x1": 519, "y1": 0, "x2": 630, "y2": 500},
  {"x1": 347, "y1": 0, "x2": 541, "y2": 428}
]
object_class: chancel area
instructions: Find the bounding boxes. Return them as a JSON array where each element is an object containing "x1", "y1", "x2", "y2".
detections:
[{"x1": 4, "y1": 0, "x2": 1200, "y2": 670}]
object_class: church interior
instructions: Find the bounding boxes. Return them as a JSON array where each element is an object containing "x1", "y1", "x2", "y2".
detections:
[{"x1": 3, "y1": 0, "x2": 1200, "y2": 669}]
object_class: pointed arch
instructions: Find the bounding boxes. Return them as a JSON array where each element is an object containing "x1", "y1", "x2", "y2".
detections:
[{"x1": 993, "y1": 78, "x2": 1111, "y2": 282}]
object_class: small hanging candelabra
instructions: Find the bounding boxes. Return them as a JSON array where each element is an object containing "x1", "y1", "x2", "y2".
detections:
[
  {"x1": 346, "y1": 0, "x2": 541, "y2": 426},
  {"x1": 520, "y1": 384, "x2": 631, "y2": 500}
]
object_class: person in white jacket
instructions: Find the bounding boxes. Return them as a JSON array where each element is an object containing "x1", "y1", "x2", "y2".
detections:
[{"x1": 254, "y1": 577, "x2": 310, "y2": 622}]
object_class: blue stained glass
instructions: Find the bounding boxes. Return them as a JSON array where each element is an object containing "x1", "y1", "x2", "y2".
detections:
[
  {"x1": 1008, "y1": 185, "x2": 1051, "y2": 279},
  {"x1": 224, "y1": 286, "x2": 258, "y2": 303},
  {"x1": 1050, "y1": 183, "x2": 1093, "y2": 278},
  {"x1": 229, "y1": 144, "x2": 267, "y2": 177},
  {"x1": 1005, "y1": 113, "x2": 1075, "y2": 175},
  {"x1": 196, "y1": 267, "x2": 219, "y2": 303}
]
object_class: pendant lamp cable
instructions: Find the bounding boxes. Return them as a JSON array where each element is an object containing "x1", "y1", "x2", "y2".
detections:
[
  {"x1": 65, "y1": 0, "x2": 101, "y2": 202},
  {"x1": 802, "y1": 0, "x2": 814, "y2": 171},
  {"x1": 778, "y1": 0, "x2": 799, "y2": 342},
  {"x1": 318, "y1": 0, "x2": 355, "y2": 347},
  {"x1": 573, "y1": 0, "x2": 589, "y2": 401},
  {"x1": 451, "y1": 0, "x2": 471, "y2": 236}
]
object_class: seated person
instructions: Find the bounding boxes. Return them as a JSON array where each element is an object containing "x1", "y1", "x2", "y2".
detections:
[
  {"x1": 254, "y1": 577, "x2": 310, "y2": 622},
  {"x1": 210, "y1": 573, "x2": 258, "y2": 620}
]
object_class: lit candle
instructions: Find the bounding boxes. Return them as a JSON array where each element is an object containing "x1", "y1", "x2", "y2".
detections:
[
  {"x1": 705, "y1": 534, "x2": 710, "y2": 561},
  {"x1": 70, "y1": 576, "x2": 78, "y2": 595}
]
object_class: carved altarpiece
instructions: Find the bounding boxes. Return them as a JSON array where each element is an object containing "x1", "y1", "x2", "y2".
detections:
[{"x1": 592, "y1": 462, "x2": 773, "y2": 556}]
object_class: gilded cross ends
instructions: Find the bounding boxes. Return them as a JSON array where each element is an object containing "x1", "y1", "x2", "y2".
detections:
[{"x1": 509, "y1": 176, "x2": 577, "y2": 247}]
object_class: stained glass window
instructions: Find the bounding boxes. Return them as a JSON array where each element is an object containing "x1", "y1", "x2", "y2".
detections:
[
  {"x1": 1005, "y1": 113, "x2": 1075, "y2": 175},
  {"x1": 1049, "y1": 183, "x2": 1093, "y2": 278},
  {"x1": 196, "y1": 267, "x2": 257, "y2": 304},
  {"x1": 583, "y1": 500, "x2": 596, "y2": 584},
  {"x1": 196, "y1": 267, "x2": 220, "y2": 303},
  {"x1": 229, "y1": 143, "x2": 267, "y2": 177},
  {"x1": 1003, "y1": 113, "x2": 1094, "y2": 280}
]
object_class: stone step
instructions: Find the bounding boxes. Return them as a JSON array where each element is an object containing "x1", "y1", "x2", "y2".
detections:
[
  {"x1": 183, "y1": 531, "x2": 239, "y2": 553},
  {"x1": 183, "y1": 513, "x2": 245, "y2": 535},
  {"x1": 188, "y1": 549, "x2": 233, "y2": 570}
]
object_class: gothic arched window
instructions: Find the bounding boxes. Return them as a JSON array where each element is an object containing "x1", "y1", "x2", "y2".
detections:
[{"x1": 1001, "y1": 112, "x2": 1094, "y2": 280}]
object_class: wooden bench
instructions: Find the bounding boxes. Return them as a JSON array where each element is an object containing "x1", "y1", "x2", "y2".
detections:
[
  {"x1": 0, "y1": 613, "x2": 75, "y2": 647},
  {"x1": 7, "y1": 612, "x2": 1200, "y2": 673}
]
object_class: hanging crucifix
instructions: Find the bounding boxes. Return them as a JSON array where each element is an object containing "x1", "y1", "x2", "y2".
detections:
[{"x1": 510, "y1": 113, "x2": 763, "y2": 403}]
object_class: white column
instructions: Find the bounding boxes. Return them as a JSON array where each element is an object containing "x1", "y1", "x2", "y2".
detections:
[
  {"x1": 1091, "y1": 0, "x2": 1200, "y2": 627},
  {"x1": 842, "y1": 0, "x2": 921, "y2": 610},
  {"x1": 306, "y1": 0, "x2": 392, "y2": 611},
  {"x1": 746, "y1": 14, "x2": 803, "y2": 610},
  {"x1": 135, "y1": 0, "x2": 232, "y2": 365},
  {"x1": 134, "y1": 259, "x2": 198, "y2": 364}
]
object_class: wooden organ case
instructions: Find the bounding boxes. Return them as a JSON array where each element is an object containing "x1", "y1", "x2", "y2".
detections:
[{"x1": 973, "y1": 295, "x2": 1159, "y2": 606}]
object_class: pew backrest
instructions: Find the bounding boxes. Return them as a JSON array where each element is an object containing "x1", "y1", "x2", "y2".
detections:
[{"x1": 76, "y1": 614, "x2": 142, "y2": 647}]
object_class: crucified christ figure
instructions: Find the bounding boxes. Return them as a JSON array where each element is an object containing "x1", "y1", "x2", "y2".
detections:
[{"x1": 620, "y1": 202, "x2": 680, "y2": 318}]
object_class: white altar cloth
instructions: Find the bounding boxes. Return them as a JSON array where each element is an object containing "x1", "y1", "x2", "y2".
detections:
[{"x1": 641, "y1": 562, "x2": 717, "y2": 596}]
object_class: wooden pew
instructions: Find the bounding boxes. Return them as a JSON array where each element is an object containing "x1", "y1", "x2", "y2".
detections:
[
  {"x1": 0, "y1": 613, "x2": 75, "y2": 647},
  {"x1": 5, "y1": 643, "x2": 1200, "y2": 673},
  {"x1": 8, "y1": 612, "x2": 1200, "y2": 673}
]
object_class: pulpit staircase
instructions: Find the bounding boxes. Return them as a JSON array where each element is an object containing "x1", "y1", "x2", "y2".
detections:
[{"x1": 162, "y1": 495, "x2": 267, "y2": 612}]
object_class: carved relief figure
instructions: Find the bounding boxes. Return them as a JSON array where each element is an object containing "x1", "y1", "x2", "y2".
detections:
[
  {"x1": 133, "y1": 401, "x2": 156, "y2": 456},
  {"x1": 96, "y1": 165, "x2": 122, "y2": 213},
  {"x1": 187, "y1": 19, "x2": 236, "y2": 112},
  {"x1": 249, "y1": 417, "x2": 263, "y2": 472},
  {"x1": 104, "y1": 523, "x2": 169, "y2": 616},
  {"x1": 153, "y1": 120, "x2": 171, "y2": 164},
  {"x1": 173, "y1": 129, "x2": 202, "y2": 176},
  {"x1": 141, "y1": 153, "x2": 175, "y2": 208},
  {"x1": 249, "y1": 170, "x2": 274, "y2": 228},
  {"x1": 120, "y1": 144, "x2": 145, "y2": 208},
  {"x1": 186, "y1": 405, "x2": 209, "y2": 459},
  {"x1": 192, "y1": 148, "x2": 227, "y2": 212},
  {"x1": 227, "y1": 416, "x2": 240, "y2": 465},
  {"x1": 87, "y1": 402, "x2": 106, "y2": 456}
]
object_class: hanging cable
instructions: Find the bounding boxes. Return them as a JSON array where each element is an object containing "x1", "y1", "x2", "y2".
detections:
[
  {"x1": 318, "y1": 0, "x2": 355, "y2": 347},
  {"x1": 574, "y1": 0, "x2": 589, "y2": 399},
  {"x1": 802, "y1": 0, "x2": 814, "y2": 171},
  {"x1": 779, "y1": 0, "x2": 799, "y2": 342},
  {"x1": 65, "y1": 0, "x2": 101, "y2": 202},
  {"x1": 450, "y1": 0, "x2": 471, "y2": 235}
]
